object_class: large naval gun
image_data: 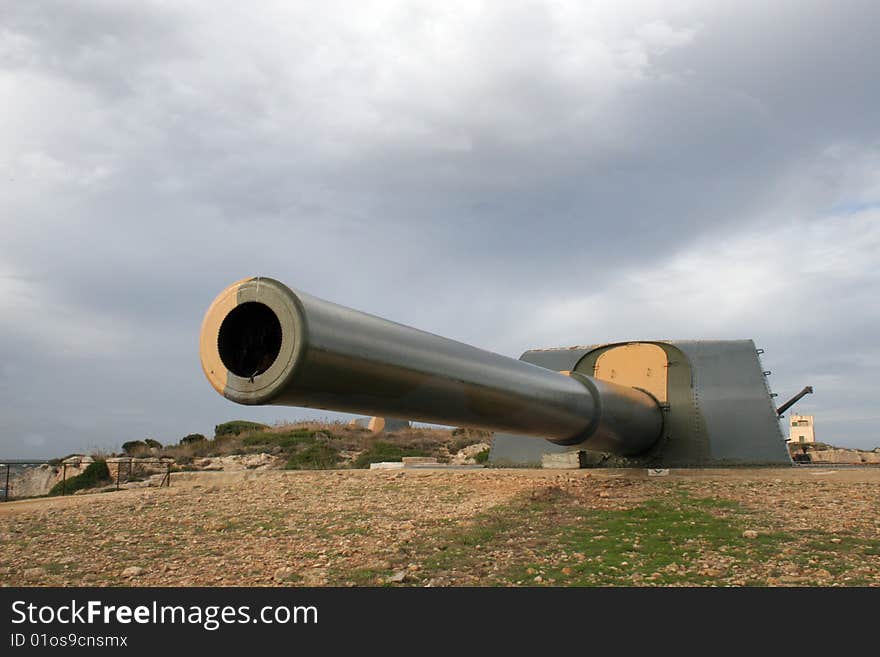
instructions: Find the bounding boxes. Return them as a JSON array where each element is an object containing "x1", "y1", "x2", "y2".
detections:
[{"x1": 200, "y1": 277, "x2": 794, "y2": 467}]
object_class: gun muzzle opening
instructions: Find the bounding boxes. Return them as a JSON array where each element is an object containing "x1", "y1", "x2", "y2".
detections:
[
  {"x1": 199, "y1": 277, "x2": 304, "y2": 404},
  {"x1": 217, "y1": 302, "x2": 283, "y2": 378}
]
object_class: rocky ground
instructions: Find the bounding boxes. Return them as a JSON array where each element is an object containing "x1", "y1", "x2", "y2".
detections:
[{"x1": 1, "y1": 467, "x2": 878, "y2": 587}]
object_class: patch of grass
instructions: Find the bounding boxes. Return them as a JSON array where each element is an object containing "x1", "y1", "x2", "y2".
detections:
[
  {"x1": 353, "y1": 441, "x2": 430, "y2": 468},
  {"x1": 402, "y1": 487, "x2": 806, "y2": 586},
  {"x1": 536, "y1": 498, "x2": 756, "y2": 586},
  {"x1": 42, "y1": 562, "x2": 65, "y2": 576},
  {"x1": 803, "y1": 534, "x2": 880, "y2": 556},
  {"x1": 337, "y1": 567, "x2": 387, "y2": 586}
]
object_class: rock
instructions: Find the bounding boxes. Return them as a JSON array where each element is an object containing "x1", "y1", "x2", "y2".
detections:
[
  {"x1": 451, "y1": 442, "x2": 491, "y2": 465},
  {"x1": 742, "y1": 530, "x2": 759, "y2": 539},
  {"x1": 809, "y1": 449, "x2": 863, "y2": 464},
  {"x1": 122, "y1": 566, "x2": 145, "y2": 577},
  {"x1": 386, "y1": 570, "x2": 407, "y2": 583},
  {"x1": 542, "y1": 451, "x2": 587, "y2": 469},
  {"x1": 62, "y1": 455, "x2": 92, "y2": 466},
  {"x1": 302, "y1": 569, "x2": 327, "y2": 586},
  {"x1": 4, "y1": 463, "x2": 69, "y2": 498}
]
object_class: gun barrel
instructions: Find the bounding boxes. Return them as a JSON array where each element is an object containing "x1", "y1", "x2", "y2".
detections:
[{"x1": 199, "y1": 277, "x2": 662, "y2": 455}]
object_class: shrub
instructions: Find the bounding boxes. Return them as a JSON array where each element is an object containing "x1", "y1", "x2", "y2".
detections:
[
  {"x1": 451, "y1": 427, "x2": 491, "y2": 439},
  {"x1": 121, "y1": 440, "x2": 147, "y2": 455},
  {"x1": 214, "y1": 421, "x2": 269, "y2": 438},
  {"x1": 353, "y1": 441, "x2": 429, "y2": 469},
  {"x1": 474, "y1": 448, "x2": 490, "y2": 464},
  {"x1": 144, "y1": 438, "x2": 162, "y2": 449},
  {"x1": 180, "y1": 433, "x2": 207, "y2": 445},
  {"x1": 243, "y1": 429, "x2": 318, "y2": 452},
  {"x1": 285, "y1": 443, "x2": 341, "y2": 470},
  {"x1": 48, "y1": 460, "x2": 110, "y2": 496}
]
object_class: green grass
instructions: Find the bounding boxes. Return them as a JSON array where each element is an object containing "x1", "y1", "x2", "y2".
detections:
[
  {"x1": 521, "y1": 496, "x2": 777, "y2": 586},
  {"x1": 377, "y1": 487, "x2": 831, "y2": 587},
  {"x1": 243, "y1": 429, "x2": 318, "y2": 451},
  {"x1": 353, "y1": 441, "x2": 430, "y2": 468}
]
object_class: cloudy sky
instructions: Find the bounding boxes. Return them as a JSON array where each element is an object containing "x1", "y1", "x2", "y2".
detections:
[{"x1": 1, "y1": 0, "x2": 878, "y2": 458}]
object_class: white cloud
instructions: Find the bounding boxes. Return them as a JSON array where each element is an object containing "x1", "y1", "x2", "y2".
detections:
[
  {"x1": 0, "y1": 272, "x2": 133, "y2": 358},
  {"x1": 521, "y1": 202, "x2": 879, "y2": 343}
]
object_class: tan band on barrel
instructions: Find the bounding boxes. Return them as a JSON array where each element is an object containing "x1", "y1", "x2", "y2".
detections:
[{"x1": 199, "y1": 277, "x2": 254, "y2": 395}]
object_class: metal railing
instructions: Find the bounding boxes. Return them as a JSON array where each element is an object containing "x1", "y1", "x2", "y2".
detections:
[
  {"x1": 0, "y1": 458, "x2": 173, "y2": 502},
  {"x1": 108, "y1": 458, "x2": 173, "y2": 491}
]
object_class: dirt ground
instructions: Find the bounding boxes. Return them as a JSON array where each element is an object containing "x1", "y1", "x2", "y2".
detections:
[{"x1": 1, "y1": 467, "x2": 878, "y2": 587}]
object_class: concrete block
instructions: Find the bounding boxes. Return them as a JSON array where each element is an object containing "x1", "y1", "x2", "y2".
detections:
[
  {"x1": 542, "y1": 451, "x2": 586, "y2": 469},
  {"x1": 369, "y1": 462, "x2": 405, "y2": 470}
]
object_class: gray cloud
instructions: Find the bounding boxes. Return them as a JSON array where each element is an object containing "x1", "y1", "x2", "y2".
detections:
[{"x1": 1, "y1": 1, "x2": 878, "y2": 457}]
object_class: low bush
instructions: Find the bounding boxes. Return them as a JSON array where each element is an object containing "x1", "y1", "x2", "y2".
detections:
[
  {"x1": 243, "y1": 429, "x2": 317, "y2": 452},
  {"x1": 285, "y1": 443, "x2": 341, "y2": 470},
  {"x1": 48, "y1": 460, "x2": 110, "y2": 496},
  {"x1": 121, "y1": 440, "x2": 147, "y2": 455},
  {"x1": 215, "y1": 421, "x2": 269, "y2": 438},
  {"x1": 353, "y1": 441, "x2": 429, "y2": 469},
  {"x1": 180, "y1": 433, "x2": 207, "y2": 445}
]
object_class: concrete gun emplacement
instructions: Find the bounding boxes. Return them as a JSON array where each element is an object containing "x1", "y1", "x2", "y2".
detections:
[{"x1": 200, "y1": 277, "x2": 799, "y2": 467}]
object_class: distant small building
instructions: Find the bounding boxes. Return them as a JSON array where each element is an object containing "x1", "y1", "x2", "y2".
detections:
[{"x1": 788, "y1": 414, "x2": 816, "y2": 444}]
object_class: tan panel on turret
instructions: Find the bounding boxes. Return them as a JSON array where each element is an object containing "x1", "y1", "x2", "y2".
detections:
[{"x1": 594, "y1": 343, "x2": 668, "y2": 403}]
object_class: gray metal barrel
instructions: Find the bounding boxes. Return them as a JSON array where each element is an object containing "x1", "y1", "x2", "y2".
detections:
[{"x1": 199, "y1": 277, "x2": 663, "y2": 455}]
